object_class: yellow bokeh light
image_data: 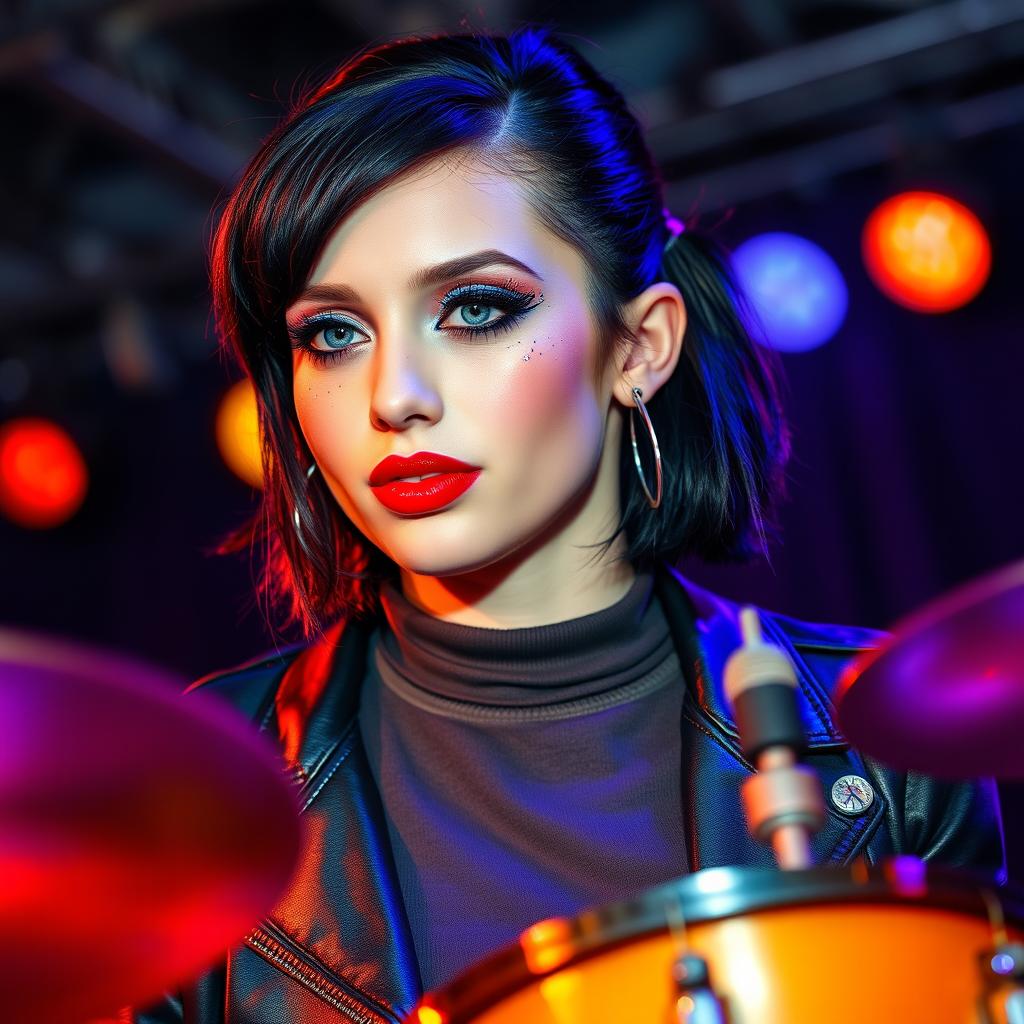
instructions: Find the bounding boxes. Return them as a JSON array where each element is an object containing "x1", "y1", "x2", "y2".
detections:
[{"x1": 215, "y1": 378, "x2": 263, "y2": 488}]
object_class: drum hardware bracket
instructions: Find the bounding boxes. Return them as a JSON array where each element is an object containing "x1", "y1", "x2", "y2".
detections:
[
  {"x1": 725, "y1": 607, "x2": 826, "y2": 869},
  {"x1": 982, "y1": 887, "x2": 1024, "y2": 1024},
  {"x1": 665, "y1": 880, "x2": 730, "y2": 1023},
  {"x1": 672, "y1": 953, "x2": 729, "y2": 1024},
  {"x1": 986, "y1": 944, "x2": 1024, "y2": 1024}
]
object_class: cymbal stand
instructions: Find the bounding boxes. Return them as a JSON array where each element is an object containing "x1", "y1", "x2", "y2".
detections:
[{"x1": 724, "y1": 608, "x2": 826, "y2": 869}]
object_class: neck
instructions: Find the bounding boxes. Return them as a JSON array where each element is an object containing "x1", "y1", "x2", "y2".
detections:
[{"x1": 400, "y1": 556, "x2": 636, "y2": 630}]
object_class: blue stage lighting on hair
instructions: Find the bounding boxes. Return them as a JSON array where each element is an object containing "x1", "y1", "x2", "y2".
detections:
[{"x1": 730, "y1": 232, "x2": 848, "y2": 353}]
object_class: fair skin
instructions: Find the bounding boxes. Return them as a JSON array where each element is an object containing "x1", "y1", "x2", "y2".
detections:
[{"x1": 287, "y1": 153, "x2": 686, "y2": 628}]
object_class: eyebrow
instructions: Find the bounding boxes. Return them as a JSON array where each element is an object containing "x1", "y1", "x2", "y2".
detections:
[{"x1": 290, "y1": 249, "x2": 543, "y2": 308}]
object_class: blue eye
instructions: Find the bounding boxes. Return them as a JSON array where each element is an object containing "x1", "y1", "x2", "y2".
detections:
[
  {"x1": 286, "y1": 314, "x2": 371, "y2": 366},
  {"x1": 454, "y1": 302, "x2": 494, "y2": 328},
  {"x1": 287, "y1": 281, "x2": 542, "y2": 367},
  {"x1": 322, "y1": 324, "x2": 357, "y2": 348}
]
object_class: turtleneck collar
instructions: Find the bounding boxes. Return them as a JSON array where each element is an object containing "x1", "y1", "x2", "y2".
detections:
[{"x1": 373, "y1": 569, "x2": 674, "y2": 708}]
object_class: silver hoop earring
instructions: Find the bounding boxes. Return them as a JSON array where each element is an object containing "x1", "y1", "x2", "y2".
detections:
[
  {"x1": 630, "y1": 386, "x2": 663, "y2": 510},
  {"x1": 292, "y1": 462, "x2": 318, "y2": 536}
]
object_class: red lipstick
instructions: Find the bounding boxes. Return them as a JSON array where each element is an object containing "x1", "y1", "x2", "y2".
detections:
[{"x1": 369, "y1": 451, "x2": 482, "y2": 515}]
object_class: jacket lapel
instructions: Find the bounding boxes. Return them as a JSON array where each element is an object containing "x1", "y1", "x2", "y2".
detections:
[{"x1": 245, "y1": 614, "x2": 422, "y2": 1023}]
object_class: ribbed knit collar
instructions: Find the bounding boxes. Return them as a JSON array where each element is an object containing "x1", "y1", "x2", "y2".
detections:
[{"x1": 373, "y1": 570, "x2": 674, "y2": 708}]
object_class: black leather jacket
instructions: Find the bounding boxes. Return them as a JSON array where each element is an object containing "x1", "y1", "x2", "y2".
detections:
[{"x1": 130, "y1": 562, "x2": 1006, "y2": 1024}]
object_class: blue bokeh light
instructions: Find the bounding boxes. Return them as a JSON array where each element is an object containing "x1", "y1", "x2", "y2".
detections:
[{"x1": 730, "y1": 232, "x2": 849, "y2": 352}]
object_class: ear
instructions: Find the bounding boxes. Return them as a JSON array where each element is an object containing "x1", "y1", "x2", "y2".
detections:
[{"x1": 608, "y1": 282, "x2": 686, "y2": 408}]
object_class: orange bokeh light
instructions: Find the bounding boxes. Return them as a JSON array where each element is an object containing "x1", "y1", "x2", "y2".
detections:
[
  {"x1": 215, "y1": 378, "x2": 263, "y2": 488},
  {"x1": 0, "y1": 418, "x2": 89, "y2": 528},
  {"x1": 862, "y1": 191, "x2": 991, "y2": 312}
]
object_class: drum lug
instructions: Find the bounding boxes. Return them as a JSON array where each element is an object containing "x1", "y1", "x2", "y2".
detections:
[
  {"x1": 673, "y1": 954, "x2": 728, "y2": 1024},
  {"x1": 989, "y1": 944, "x2": 1024, "y2": 1024}
]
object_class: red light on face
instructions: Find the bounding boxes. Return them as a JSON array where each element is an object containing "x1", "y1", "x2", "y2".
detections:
[
  {"x1": 0, "y1": 418, "x2": 89, "y2": 528},
  {"x1": 862, "y1": 191, "x2": 991, "y2": 312}
]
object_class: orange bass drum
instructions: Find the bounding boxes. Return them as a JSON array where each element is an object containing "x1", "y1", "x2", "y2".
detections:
[{"x1": 410, "y1": 859, "x2": 1024, "y2": 1024}]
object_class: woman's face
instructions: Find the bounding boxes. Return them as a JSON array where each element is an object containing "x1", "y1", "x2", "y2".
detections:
[{"x1": 287, "y1": 155, "x2": 634, "y2": 609}]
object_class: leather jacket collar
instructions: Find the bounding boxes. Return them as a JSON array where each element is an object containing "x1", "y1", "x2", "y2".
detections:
[{"x1": 271, "y1": 562, "x2": 861, "y2": 778}]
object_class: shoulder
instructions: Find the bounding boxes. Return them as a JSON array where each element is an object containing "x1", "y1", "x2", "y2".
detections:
[
  {"x1": 183, "y1": 641, "x2": 308, "y2": 724},
  {"x1": 664, "y1": 566, "x2": 888, "y2": 708},
  {"x1": 656, "y1": 566, "x2": 887, "y2": 751},
  {"x1": 751, "y1": 606, "x2": 1005, "y2": 876},
  {"x1": 665, "y1": 564, "x2": 888, "y2": 654},
  {"x1": 760, "y1": 607, "x2": 890, "y2": 703},
  {"x1": 764, "y1": 607, "x2": 889, "y2": 655},
  {"x1": 670, "y1": 567, "x2": 1007, "y2": 877},
  {"x1": 782, "y1": 612, "x2": 1006, "y2": 879}
]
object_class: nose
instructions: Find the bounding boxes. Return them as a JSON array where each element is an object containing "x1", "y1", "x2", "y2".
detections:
[{"x1": 368, "y1": 330, "x2": 443, "y2": 431}]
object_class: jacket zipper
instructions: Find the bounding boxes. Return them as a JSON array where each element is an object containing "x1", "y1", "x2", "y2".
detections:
[{"x1": 246, "y1": 923, "x2": 399, "y2": 1024}]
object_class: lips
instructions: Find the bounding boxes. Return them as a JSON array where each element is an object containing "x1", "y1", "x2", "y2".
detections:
[
  {"x1": 369, "y1": 451, "x2": 482, "y2": 515},
  {"x1": 371, "y1": 470, "x2": 482, "y2": 515},
  {"x1": 369, "y1": 452, "x2": 480, "y2": 486}
]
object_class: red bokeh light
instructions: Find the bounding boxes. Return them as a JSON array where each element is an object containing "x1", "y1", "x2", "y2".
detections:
[
  {"x1": 862, "y1": 191, "x2": 991, "y2": 313},
  {"x1": 0, "y1": 418, "x2": 89, "y2": 528}
]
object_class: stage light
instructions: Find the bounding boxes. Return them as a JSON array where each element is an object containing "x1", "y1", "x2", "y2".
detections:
[
  {"x1": 215, "y1": 378, "x2": 263, "y2": 488},
  {"x1": 862, "y1": 191, "x2": 991, "y2": 312},
  {"x1": 730, "y1": 232, "x2": 848, "y2": 353},
  {"x1": 0, "y1": 418, "x2": 89, "y2": 529}
]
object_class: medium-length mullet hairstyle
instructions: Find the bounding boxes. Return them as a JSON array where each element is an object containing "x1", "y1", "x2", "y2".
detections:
[{"x1": 210, "y1": 25, "x2": 790, "y2": 638}]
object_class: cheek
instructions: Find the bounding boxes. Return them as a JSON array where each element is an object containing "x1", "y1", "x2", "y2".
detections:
[
  {"x1": 490, "y1": 326, "x2": 601, "y2": 457},
  {"x1": 292, "y1": 371, "x2": 358, "y2": 467},
  {"x1": 292, "y1": 372, "x2": 371, "y2": 530}
]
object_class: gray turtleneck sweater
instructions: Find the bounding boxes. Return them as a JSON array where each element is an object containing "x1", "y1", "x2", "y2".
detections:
[{"x1": 357, "y1": 569, "x2": 688, "y2": 992}]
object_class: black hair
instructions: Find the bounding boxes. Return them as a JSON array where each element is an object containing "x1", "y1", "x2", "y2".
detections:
[{"x1": 210, "y1": 25, "x2": 790, "y2": 638}]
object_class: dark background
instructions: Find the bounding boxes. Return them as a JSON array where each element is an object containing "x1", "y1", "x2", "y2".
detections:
[{"x1": 2, "y1": 0, "x2": 1021, "y2": 877}]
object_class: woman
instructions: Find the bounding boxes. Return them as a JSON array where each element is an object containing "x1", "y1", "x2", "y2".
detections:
[{"x1": 130, "y1": 25, "x2": 1004, "y2": 1024}]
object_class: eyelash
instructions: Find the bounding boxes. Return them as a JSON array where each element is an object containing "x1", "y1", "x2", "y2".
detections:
[{"x1": 286, "y1": 278, "x2": 542, "y2": 367}]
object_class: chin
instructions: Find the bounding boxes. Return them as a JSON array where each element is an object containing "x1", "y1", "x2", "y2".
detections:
[
  {"x1": 374, "y1": 514, "x2": 542, "y2": 582},
  {"x1": 358, "y1": 490, "x2": 562, "y2": 581},
  {"x1": 383, "y1": 539, "x2": 508, "y2": 580}
]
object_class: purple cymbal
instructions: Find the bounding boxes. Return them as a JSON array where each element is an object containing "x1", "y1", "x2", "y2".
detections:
[
  {"x1": 0, "y1": 627, "x2": 303, "y2": 1024},
  {"x1": 836, "y1": 559, "x2": 1024, "y2": 779}
]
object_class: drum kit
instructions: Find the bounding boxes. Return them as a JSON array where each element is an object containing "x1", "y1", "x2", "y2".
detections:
[{"x1": 2, "y1": 559, "x2": 1023, "y2": 1023}]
